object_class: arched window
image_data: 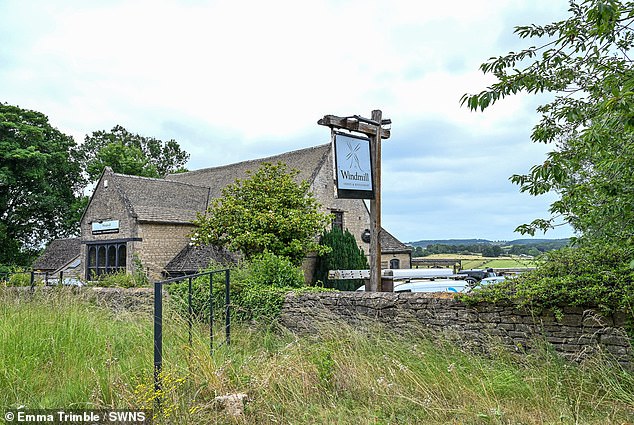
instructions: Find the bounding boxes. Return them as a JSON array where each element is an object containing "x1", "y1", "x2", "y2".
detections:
[
  {"x1": 97, "y1": 246, "x2": 106, "y2": 276},
  {"x1": 118, "y1": 245, "x2": 127, "y2": 270},
  {"x1": 107, "y1": 246, "x2": 117, "y2": 273},
  {"x1": 88, "y1": 247, "x2": 97, "y2": 280},
  {"x1": 87, "y1": 242, "x2": 128, "y2": 279},
  {"x1": 389, "y1": 258, "x2": 400, "y2": 269}
]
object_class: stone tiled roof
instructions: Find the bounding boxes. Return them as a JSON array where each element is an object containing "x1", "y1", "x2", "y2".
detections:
[
  {"x1": 165, "y1": 144, "x2": 331, "y2": 198},
  {"x1": 32, "y1": 238, "x2": 81, "y2": 271},
  {"x1": 111, "y1": 171, "x2": 210, "y2": 223},
  {"x1": 380, "y1": 228, "x2": 412, "y2": 253},
  {"x1": 164, "y1": 244, "x2": 240, "y2": 275}
]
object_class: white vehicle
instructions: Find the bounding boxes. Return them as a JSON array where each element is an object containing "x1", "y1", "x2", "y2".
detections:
[
  {"x1": 388, "y1": 268, "x2": 454, "y2": 280},
  {"x1": 355, "y1": 274, "x2": 510, "y2": 293},
  {"x1": 393, "y1": 279, "x2": 470, "y2": 293},
  {"x1": 472, "y1": 276, "x2": 506, "y2": 288},
  {"x1": 356, "y1": 279, "x2": 470, "y2": 293},
  {"x1": 46, "y1": 277, "x2": 85, "y2": 287}
]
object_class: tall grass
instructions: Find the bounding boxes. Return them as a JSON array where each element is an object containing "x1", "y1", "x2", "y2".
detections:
[
  {"x1": 1, "y1": 288, "x2": 632, "y2": 424},
  {"x1": 0, "y1": 289, "x2": 152, "y2": 408}
]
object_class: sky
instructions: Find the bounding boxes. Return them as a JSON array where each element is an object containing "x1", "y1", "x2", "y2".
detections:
[{"x1": 0, "y1": 0, "x2": 575, "y2": 243}]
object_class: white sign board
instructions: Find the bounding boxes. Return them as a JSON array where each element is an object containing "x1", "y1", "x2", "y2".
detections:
[
  {"x1": 91, "y1": 220, "x2": 120, "y2": 235},
  {"x1": 333, "y1": 133, "x2": 374, "y2": 199},
  {"x1": 328, "y1": 269, "x2": 371, "y2": 280}
]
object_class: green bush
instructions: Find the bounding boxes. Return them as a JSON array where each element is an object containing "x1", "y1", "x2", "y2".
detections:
[
  {"x1": 92, "y1": 271, "x2": 146, "y2": 288},
  {"x1": 463, "y1": 243, "x2": 634, "y2": 315},
  {"x1": 88, "y1": 256, "x2": 149, "y2": 288},
  {"x1": 234, "y1": 251, "x2": 305, "y2": 288},
  {"x1": 7, "y1": 271, "x2": 32, "y2": 287},
  {"x1": 167, "y1": 253, "x2": 332, "y2": 322},
  {"x1": 0, "y1": 267, "x2": 32, "y2": 287},
  {"x1": 314, "y1": 227, "x2": 369, "y2": 290}
]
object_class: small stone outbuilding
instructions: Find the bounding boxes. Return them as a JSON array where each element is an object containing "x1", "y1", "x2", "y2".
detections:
[{"x1": 31, "y1": 237, "x2": 82, "y2": 280}]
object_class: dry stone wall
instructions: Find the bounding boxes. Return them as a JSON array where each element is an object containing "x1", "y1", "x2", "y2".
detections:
[
  {"x1": 8, "y1": 287, "x2": 630, "y2": 367},
  {"x1": 280, "y1": 291, "x2": 632, "y2": 367},
  {"x1": 5, "y1": 286, "x2": 156, "y2": 313}
]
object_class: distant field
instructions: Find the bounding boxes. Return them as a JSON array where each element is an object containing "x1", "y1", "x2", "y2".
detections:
[{"x1": 420, "y1": 254, "x2": 540, "y2": 270}]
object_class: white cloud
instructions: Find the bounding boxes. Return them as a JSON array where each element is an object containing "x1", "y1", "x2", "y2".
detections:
[{"x1": 0, "y1": 0, "x2": 574, "y2": 241}]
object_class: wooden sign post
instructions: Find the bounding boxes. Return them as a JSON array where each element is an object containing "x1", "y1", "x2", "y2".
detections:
[{"x1": 318, "y1": 110, "x2": 391, "y2": 292}]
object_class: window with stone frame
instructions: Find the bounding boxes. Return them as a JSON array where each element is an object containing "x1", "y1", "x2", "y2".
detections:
[{"x1": 332, "y1": 210, "x2": 344, "y2": 231}]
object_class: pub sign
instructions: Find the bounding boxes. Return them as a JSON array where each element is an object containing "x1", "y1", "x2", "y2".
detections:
[{"x1": 333, "y1": 132, "x2": 374, "y2": 199}]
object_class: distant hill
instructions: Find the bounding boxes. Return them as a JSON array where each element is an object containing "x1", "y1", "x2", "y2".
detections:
[
  {"x1": 407, "y1": 239, "x2": 492, "y2": 247},
  {"x1": 506, "y1": 238, "x2": 569, "y2": 246},
  {"x1": 408, "y1": 238, "x2": 570, "y2": 248}
]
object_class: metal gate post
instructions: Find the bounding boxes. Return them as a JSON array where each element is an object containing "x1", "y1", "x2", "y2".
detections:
[
  {"x1": 153, "y1": 280, "x2": 163, "y2": 402},
  {"x1": 209, "y1": 272, "x2": 214, "y2": 355},
  {"x1": 225, "y1": 269, "x2": 230, "y2": 345},
  {"x1": 152, "y1": 268, "x2": 231, "y2": 406},
  {"x1": 188, "y1": 276, "x2": 193, "y2": 347}
]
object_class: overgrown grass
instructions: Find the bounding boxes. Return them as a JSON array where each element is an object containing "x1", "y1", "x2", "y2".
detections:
[
  {"x1": 0, "y1": 289, "x2": 152, "y2": 408},
  {"x1": 1, "y1": 289, "x2": 633, "y2": 424}
]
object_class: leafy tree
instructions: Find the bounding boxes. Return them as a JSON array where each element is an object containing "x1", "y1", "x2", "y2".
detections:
[
  {"x1": 85, "y1": 142, "x2": 159, "y2": 180},
  {"x1": 461, "y1": 1, "x2": 634, "y2": 314},
  {"x1": 412, "y1": 246, "x2": 426, "y2": 257},
  {"x1": 0, "y1": 102, "x2": 85, "y2": 265},
  {"x1": 192, "y1": 162, "x2": 332, "y2": 265},
  {"x1": 482, "y1": 245, "x2": 503, "y2": 258},
  {"x1": 314, "y1": 227, "x2": 369, "y2": 290},
  {"x1": 80, "y1": 125, "x2": 189, "y2": 181},
  {"x1": 462, "y1": 0, "x2": 634, "y2": 244}
]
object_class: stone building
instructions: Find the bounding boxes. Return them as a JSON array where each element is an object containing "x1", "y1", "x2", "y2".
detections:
[
  {"x1": 31, "y1": 237, "x2": 82, "y2": 280},
  {"x1": 40, "y1": 143, "x2": 411, "y2": 281},
  {"x1": 164, "y1": 143, "x2": 412, "y2": 281},
  {"x1": 79, "y1": 168, "x2": 210, "y2": 280}
]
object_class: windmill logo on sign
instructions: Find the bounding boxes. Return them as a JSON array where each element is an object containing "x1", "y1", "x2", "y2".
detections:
[{"x1": 345, "y1": 139, "x2": 366, "y2": 172}]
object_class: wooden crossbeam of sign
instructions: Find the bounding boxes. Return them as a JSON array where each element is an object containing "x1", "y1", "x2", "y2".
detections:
[{"x1": 318, "y1": 115, "x2": 391, "y2": 139}]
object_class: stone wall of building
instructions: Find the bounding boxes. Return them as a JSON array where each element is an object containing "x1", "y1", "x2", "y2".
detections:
[
  {"x1": 381, "y1": 252, "x2": 412, "y2": 270},
  {"x1": 80, "y1": 170, "x2": 139, "y2": 279},
  {"x1": 280, "y1": 291, "x2": 632, "y2": 367},
  {"x1": 81, "y1": 170, "x2": 139, "y2": 245},
  {"x1": 136, "y1": 223, "x2": 194, "y2": 280}
]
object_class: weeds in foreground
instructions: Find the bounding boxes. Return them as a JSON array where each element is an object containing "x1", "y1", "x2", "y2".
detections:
[{"x1": 1, "y1": 288, "x2": 633, "y2": 424}]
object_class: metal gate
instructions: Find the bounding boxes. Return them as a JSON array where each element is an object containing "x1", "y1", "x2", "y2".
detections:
[{"x1": 153, "y1": 269, "x2": 231, "y2": 397}]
